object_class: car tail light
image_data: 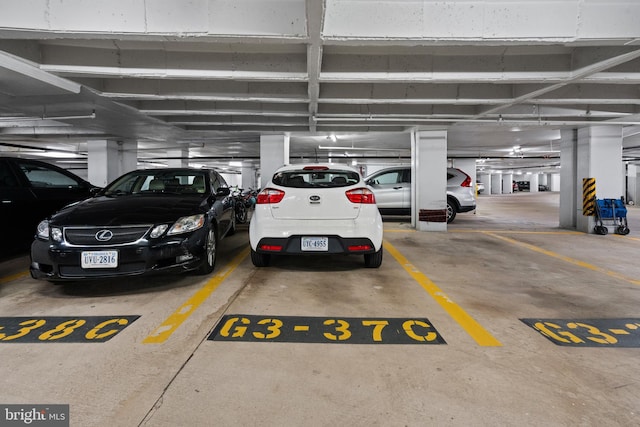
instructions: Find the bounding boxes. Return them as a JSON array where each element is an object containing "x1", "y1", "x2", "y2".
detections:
[
  {"x1": 303, "y1": 166, "x2": 329, "y2": 171},
  {"x1": 345, "y1": 188, "x2": 376, "y2": 204},
  {"x1": 458, "y1": 170, "x2": 472, "y2": 187},
  {"x1": 256, "y1": 188, "x2": 285, "y2": 204},
  {"x1": 260, "y1": 244, "x2": 283, "y2": 252},
  {"x1": 348, "y1": 244, "x2": 372, "y2": 252}
]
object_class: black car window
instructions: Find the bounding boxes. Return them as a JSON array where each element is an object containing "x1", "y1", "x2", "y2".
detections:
[
  {"x1": 273, "y1": 170, "x2": 359, "y2": 188},
  {"x1": 18, "y1": 161, "x2": 82, "y2": 188},
  {"x1": 0, "y1": 160, "x2": 19, "y2": 187}
]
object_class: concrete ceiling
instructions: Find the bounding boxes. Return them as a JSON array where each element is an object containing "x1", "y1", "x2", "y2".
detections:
[{"x1": 1, "y1": 0, "x2": 640, "y2": 177}]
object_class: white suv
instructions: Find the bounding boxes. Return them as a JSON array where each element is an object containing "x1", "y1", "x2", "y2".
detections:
[{"x1": 364, "y1": 167, "x2": 476, "y2": 223}]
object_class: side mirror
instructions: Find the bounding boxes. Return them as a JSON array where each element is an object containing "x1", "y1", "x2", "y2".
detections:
[
  {"x1": 216, "y1": 187, "x2": 231, "y2": 197},
  {"x1": 90, "y1": 187, "x2": 102, "y2": 197}
]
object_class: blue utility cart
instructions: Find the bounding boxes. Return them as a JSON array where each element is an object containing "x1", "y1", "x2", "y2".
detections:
[{"x1": 594, "y1": 198, "x2": 629, "y2": 235}]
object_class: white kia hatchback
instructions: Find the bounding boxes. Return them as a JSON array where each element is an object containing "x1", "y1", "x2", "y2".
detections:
[{"x1": 249, "y1": 164, "x2": 383, "y2": 268}]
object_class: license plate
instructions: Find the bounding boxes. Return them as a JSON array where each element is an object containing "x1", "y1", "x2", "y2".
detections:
[
  {"x1": 301, "y1": 236, "x2": 328, "y2": 251},
  {"x1": 81, "y1": 251, "x2": 118, "y2": 268}
]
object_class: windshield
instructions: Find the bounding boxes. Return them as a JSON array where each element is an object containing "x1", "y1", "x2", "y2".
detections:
[
  {"x1": 104, "y1": 171, "x2": 207, "y2": 196},
  {"x1": 272, "y1": 169, "x2": 360, "y2": 188}
]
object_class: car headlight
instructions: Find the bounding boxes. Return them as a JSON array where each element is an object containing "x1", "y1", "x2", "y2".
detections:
[
  {"x1": 150, "y1": 224, "x2": 169, "y2": 238},
  {"x1": 36, "y1": 220, "x2": 49, "y2": 240},
  {"x1": 36, "y1": 221, "x2": 62, "y2": 242},
  {"x1": 167, "y1": 214, "x2": 205, "y2": 235}
]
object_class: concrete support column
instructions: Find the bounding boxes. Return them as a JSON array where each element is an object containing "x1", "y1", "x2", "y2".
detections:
[
  {"x1": 259, "y1": 134, "x2": 290, "y2": 188},
  {"x1": 576, "y1": 126, "x2": 624, "y2": 233},
  {"x1": 242, "y1": 164, "x2": 257, "y2": 190},
  {"x1": 166, "y1": 148, "x2": 188, "y2": 168},
  {"x1": 529, "y1": 174, "x2": 539, "y2": 193},
  {"x1": 560, "y1": 129, "x2": 578, "y2": 228},
  {"x1": 119, "y1": 140, "x2": 137, "y2": 175},
  {"x1": 627, "y1": 164, "x2": 638, "y2": 204},
  {"x1": 88, "y1": 140, "x2": 120, "y2": 187},
  {"x1": 413, "y1": 130, "x2": 447, "y2": 232},
  {"x1": 502, "y1": 173, "x2": 513, "y2": 194},
  {"x1": 491, "y1": 174, "x2": 502, "y2": 194}
]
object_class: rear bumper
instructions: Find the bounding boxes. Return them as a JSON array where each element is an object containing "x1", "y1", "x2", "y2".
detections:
[
  {"x1": 254, "y1": 236, "x2": 377, "y2": 255},
  {"x1": 249, "y1": 212, "x2": 383, "y2": 252}
]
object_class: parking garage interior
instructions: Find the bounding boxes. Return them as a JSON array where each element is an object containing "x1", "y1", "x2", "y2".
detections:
[{"x1": 1, "y1": 1, "x2": 640, "y2": 426}]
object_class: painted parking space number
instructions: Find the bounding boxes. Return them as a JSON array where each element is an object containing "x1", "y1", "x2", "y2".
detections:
[{"x1": 210, "y1": 315, "x2": 446, "y2": 344}]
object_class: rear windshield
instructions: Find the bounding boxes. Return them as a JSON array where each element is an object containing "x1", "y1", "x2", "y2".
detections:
[{"x1": 272, "y1": 169, "x2": 360, "y2": 188}]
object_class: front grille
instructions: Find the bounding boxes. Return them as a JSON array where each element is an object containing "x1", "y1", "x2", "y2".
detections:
[{"x1": 64, "y1": 226, "x2": 151, "y2": 246}]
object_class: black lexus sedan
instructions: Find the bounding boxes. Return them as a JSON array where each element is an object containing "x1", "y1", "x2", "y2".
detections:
[{"x1": 30, "y1": 168, "x2": 235, "y2": 282}]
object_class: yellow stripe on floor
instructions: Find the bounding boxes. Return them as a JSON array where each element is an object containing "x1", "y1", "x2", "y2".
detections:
[
  {"x1": 143, "y1": 247, "x2": 249, "y2": 344},
  {"x1": 384, "y1": 240, "x2": 502, "y2": 347},
  {"x1": 0, "y1": 271, "x2": 29, "y2": 284},
  {"x1": 484, "y1": 232, "x2": 640, "y2": 287}
]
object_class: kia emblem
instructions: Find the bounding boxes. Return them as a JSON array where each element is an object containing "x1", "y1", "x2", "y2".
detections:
[{"x1": 95, "y1": 229, "x2": 114, "y2": 242}]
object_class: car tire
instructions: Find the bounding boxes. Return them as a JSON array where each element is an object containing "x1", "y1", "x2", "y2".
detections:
[
  {"x1": 364, "y1": 246, "x2": 383, "y2": 268},
  {"x1": 251, "y1": 249, "x2": 271, "y2": 267},
  {"x1": 446, "y1": 199, "x2": 457, "y2": 223},
  {"x1": 236, "y1": 203, "x2": 248, "y2": 224},
  {"x1": 196, "y1": 226, "x2": 218, "y2": 275}
]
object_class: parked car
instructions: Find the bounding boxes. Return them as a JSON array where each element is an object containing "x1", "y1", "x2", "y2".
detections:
[
  {"x1": 539, "y1": 184, "x2": 549, "y2": 191},
  {"x1": 249, "y1": 163, "x2": 383, "y2": 268},
  {"x1": 476, "y1": 181, "x2": 485, "y2": 194},
  {"x1": 364, "y1": 167, "x2": 476, "y2": 223},
  {"x1": 516, "y1": 181, "x2": 530, "y2": 191},
  {"x1": 30, "y1": 168, "x2": 235, "y2": 282},
  {"x1": 0, "y1": 156, "x2": 96, "y2": 257}
]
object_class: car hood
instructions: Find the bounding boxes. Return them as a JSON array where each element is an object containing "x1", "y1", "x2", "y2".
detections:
[{"x1": 50, "y1": 194, "x2": 209, "y2": 226}]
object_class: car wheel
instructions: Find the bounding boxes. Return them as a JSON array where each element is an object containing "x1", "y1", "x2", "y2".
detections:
[
  {"x1": 251, "y1": 249, "x2": 271, "y2": 267},
  {"x1": 364, "y1": 246, "x2": 383, "y2": 268},
  {"x1": 236, "y1": 204, "x2": 248, "y2": 224},
  {"x1": 196, "y1": 226, "x2": 218, "y2": 274},
  {"x1": 446, "y1": 200, "x2": 457, "y2": 223}
]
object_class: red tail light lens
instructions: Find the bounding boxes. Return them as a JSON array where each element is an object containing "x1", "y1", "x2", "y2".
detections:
[
  {"x1": 260, "y1": 244, "x2": 283, "y2": 252},
  {"x1": 256, "y1": 188, "x2": 285, "y2": 204},
  {"x1": 348, "y1": 245, "x2": 372, "y2": 252},
  {"x1": 345, "y1": 188, "x2": 376, "y2": 204},
  {"x1": 458, "y1": 170, "x2": 472, "y2": 187}
]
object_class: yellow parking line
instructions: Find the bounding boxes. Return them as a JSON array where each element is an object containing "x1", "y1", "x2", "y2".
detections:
[
  {"x1": 0, "y1": 271, "x2": 29, "y2": 284},
  {"x1": 484, "y1": 232, "x2": 640, "y2": 286},
  {"x1": 143, "y1": 247, "x2": 250, "y2": 344},
  {"x1": 384, "y1": 240, "x2": 502, "y2": 347}
]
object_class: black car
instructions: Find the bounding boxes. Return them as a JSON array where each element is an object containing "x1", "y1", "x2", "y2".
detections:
[
  {"x1": 30, "y1": 168, "x2": 235, "y2": 282},
  {"x1": 0, "y1": 157, "x2": 96, "y2": 257}
]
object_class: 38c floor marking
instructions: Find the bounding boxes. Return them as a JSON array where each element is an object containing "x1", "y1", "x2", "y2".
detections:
[
  {"x1": 209, "y1": 315, "x2": 446, "y2": 344},
  {"x1": 0, "y1": 316, "x2": 139, "y2": 343},
  {"x1": 384, "y1": 240, "x2": 502, "y2": 347},
  {"x1": 143, "y1": 247, "x2": 249, "y2": 344},
  {"x1": 522, "y1": 318, "x2": 640, "y2": 347}
]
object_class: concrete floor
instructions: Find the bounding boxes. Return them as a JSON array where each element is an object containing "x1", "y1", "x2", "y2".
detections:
[{"x1": 1, "y1": 192, "x2": 639, "y2": 426}]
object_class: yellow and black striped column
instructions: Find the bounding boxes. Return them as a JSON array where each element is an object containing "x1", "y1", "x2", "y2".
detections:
[{"x1": 582, "y1": 178, "x2": 596, "y2": 216}]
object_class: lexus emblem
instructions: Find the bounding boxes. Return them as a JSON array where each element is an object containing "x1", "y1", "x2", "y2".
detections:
[{"x1": 95, "y1": 229, "x2": 114, "y2": 242}]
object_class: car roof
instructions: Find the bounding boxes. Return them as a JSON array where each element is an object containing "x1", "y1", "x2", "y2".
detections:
[{"x1": 275, "y1": 163, "x2": 360, "y2": 173}]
